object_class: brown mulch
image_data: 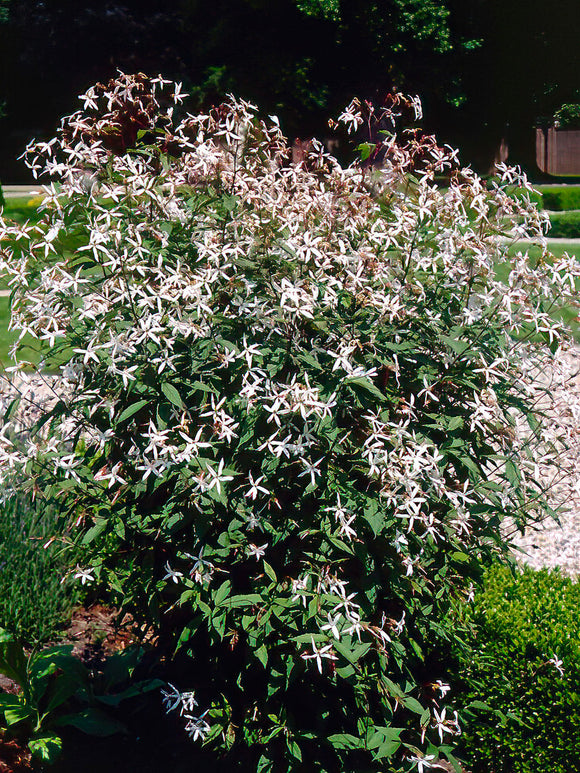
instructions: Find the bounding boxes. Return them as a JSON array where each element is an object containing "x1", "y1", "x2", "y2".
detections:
[
  {"x1": 64, "y1": 604, "x2": 141, "y2": 664},
  {"x1": 0, "y1": 735, "x2": 32, "y2": 773}
]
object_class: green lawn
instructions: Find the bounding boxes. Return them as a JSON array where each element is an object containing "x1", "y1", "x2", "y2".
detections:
[
  {"x1": 1, "y1": 194, "x2": 45, "y2": 224},
  {"x1": 0, "y1": 295, "x2": 42, "y2": 366},
  {"x1": 504, "y1": 240, "x2": 580, "y2": 340},
  {"x1": 506, "y1": 240, "x2": 580, "y2": 264}
]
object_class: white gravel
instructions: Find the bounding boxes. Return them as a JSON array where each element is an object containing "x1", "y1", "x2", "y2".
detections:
[{"x1": 511, "y1": 346, "x2": 580, "y2": 576}]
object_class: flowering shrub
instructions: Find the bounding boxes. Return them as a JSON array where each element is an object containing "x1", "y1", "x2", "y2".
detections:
[{"x1": 0, "y1": 74, "x2": 578, "y2": 771}]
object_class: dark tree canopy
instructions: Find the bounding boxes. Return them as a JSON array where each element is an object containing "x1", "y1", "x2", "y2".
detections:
[{"x1": 0, "y1": 0, "x2": 578, "y2": 179}]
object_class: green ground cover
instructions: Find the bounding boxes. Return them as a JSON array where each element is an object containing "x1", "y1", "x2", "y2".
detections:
[
  {"x1": 1, "y1": 195, "x2": 44, "y2": 225},
  {"x1": 547, "y1": 210, "x2": 580, "y2": 238}
]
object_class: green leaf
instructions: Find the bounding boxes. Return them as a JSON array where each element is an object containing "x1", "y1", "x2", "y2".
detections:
[
  {"x1": 373, "y1": 739, "x2": 401, "y2": 759},
  {"x1": 345, "y1": 376, "x2": 385, "y2": 402},
  {"x1": 327, "y1": 733, "x2": 363, "y2": 750},
  {"x1": 363, "y1": 508, "x2": 384, "y2": 536},
  {"x1": 257, "y1": 754, "x2": 273, "y2": 773},
  {"x1": 441, "y1": 335, "x2": 471, "y2": 355},
  {"x1": 28, "y1": 733, "x2": 63, "y2": 763},
  {"x1": 467, "y1": 699, "x2": 493, "y2": 712},
  {"x1": 55, "y1": 707, "x2": 126, "y2": 737},
  {"x1": 403, "y1": 696, "x2": 425, "y2": 715},
  {"x1": 226, "y1": 594, "x2": 263, "y2": 608},
  {"x1": 223, "y1": 195, "x2": 239, "y2": 212},
  {"x1": 0, "y1": 694, "x2": 23, "y2": 711},
  {"x1": 263, "y1": 561, "x2": 277, "y2": 583},
  {"x1": 82, "y1": 518, "x2": 108, "y2": 544},
  {"x1": 368, "y1": 725, "x2": 403, "y2": 758},
  {"x1": 5, "y1": 704, "x2": 33, "y2": 726},
  {"x1": 45, "y1": 673, "x2": 83, "y2": 713},
  {"x1": 214, "y1": 580, "x2": 232, "y2": 606},
  {"x1": 0, "y1": 629, "x2": 27, "y2": 686},
  {"x1": 334, "y1": 640, "x2": 370, "y2": 664},
  {"x1": 287, "y1": 738, "x2": 302, "y2": 760},
  {"x1": 255, "y1": 645, "x2": 268, "y2": 668},
  {"x1": 96, "y1": 679, "x2": 165, "y2": 707},
  {"x1": 358, "y1": 143, "x2": 374, "y2": 161},
  {"x1": 447, "y1": 415, "x2": 464, "y2": 431},
  {"x1": 505, "y1": 459, "x2": 520, "y2": 487},
  {"x1": 368, "y1": 726, "x2": 403, "y2": 749},
  {"x1": 161, "y1": 382, "x2": 183, "y2": 408},
  {"x1": 116, "y1": 399, "x2": 149, "y2": 423}
]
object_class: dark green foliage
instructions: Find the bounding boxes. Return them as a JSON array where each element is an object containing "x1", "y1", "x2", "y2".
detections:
[
  {"x1": 553, "y1": 103, "x2": 580, "y2": 129},
  {"x1": 540, "y1": 186, "x2": 580, "y2": 212},
  {"x1": 0, "y1": 632, "x2": 163, "y2": 763},
  {"x1": 548, "y1": 209, "x2": 580, "y2": 238},
  {"x1": 451, "y1": 564, "x2": 580, "y2": 773},
  {"x1": 0, "y1": 496, "x2": 79, "y2": 644}
]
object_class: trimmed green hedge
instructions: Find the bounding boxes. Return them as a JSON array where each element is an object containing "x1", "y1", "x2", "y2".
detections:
[
  {"x1": 540, "y1": 186, "x2": 580, "y2": 212},
  {"x1": 451, "y1": 565, "x2": 580, "y2": 773},
  {"x1": 548, "y1": 210, "x2": 580, "y2": 238}
]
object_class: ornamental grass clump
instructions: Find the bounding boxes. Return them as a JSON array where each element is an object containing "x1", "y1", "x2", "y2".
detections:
[{"x1": 0, "y1": 74, "x2": 578, "y2": 771}]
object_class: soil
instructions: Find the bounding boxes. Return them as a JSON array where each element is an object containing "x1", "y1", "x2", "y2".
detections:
[{"x1": 0, "y1": 736, "x2": 32, "y2": 773}]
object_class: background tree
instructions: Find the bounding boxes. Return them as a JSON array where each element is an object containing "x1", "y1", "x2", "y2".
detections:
[{"x1": 0, "y1": 0, "x2": 578, "y2": 179}]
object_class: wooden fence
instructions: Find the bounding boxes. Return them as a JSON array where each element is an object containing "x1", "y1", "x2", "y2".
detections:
[{"x1": 536, "y1": 128, "x2": 580, "y2": 176}]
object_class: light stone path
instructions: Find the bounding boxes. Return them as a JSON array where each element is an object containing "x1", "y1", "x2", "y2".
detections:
[{"x1": 2, "y1": 184, "x2": 43, "y2": 198}]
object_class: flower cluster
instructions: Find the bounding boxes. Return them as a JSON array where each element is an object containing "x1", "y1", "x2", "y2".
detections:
[
  {"x1": 161, "y1": 683, "x2": 211, "y2": 741},
  {"x1": 0, "y1": 73, "x2": 577, "y2": 772}
]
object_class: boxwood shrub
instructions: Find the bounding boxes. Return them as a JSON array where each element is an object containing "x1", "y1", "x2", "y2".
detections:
[
  {"x1": 548, "y1": 209, "x2": 580, "y2": 238},
  {"x1": 540, "y1": 186, "x2": 580, "y2": 212},
  {"x1": 451, "y1": 564, "x2": 580, "y2": 773}
]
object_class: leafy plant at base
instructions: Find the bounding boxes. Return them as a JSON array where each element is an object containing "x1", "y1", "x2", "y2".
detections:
[
  {"x1": 450, "y1": 564, "x2": 580, "y2": 773},
  {"x1": 0, "y1": 75, "x2": 577, "y2": 771},
  {"x1": 0, "y1": 628, "x2": 162, "y2": 764}
]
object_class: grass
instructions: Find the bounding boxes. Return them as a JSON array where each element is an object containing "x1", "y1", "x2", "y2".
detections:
[
  {"x1": 0, "y1": 495, "x2": 81, "y2": 644},
  {"x1": 536, "y1": 185, "x2": 580, "y2": 212},
  {"x1": 502, "y1": 241, "x2": 580, "y2": 339},
  {"x1": 506, "y1": 240, "x2": 580, "y2": 262},
  {"x1": 1, "y1": 195, "x2": 45, "y2": 225}
]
